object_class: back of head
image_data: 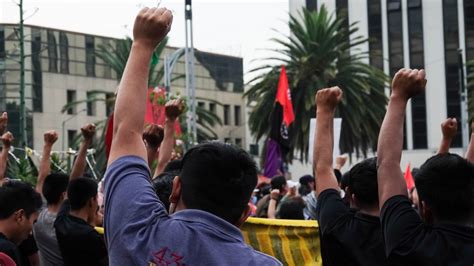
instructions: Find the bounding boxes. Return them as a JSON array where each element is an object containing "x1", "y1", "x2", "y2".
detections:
[
  {"x1": 67, "y1": 178, "x2": 98, "y2": 211},
  {"x1": 153, "y1": 171, "x2": 178, "y2": 211},
  {"x1": 347, "y1": 157, "x2": 379, "y2": 208},
  {"x1": 298, "y1": 175, "x2": 314, "y2": 196},
  {"x1": 43, "y1": 173, "x2": 69, "y2": 205},
  {"x1": 271, "y1": 175, "x2": 287, "y2": 191},
  {"x1": 278, "y1": 197, "x2": 305, "y2": 220},
  {"x1": 179, "y1": 142, "x2": 257, "y2": 224},
  {"x1": 416, "y1": 153, "x2": 474, "y2": 223},
  {"x1": 0, "y1": 181, "x2": 42, "y2": 219}
]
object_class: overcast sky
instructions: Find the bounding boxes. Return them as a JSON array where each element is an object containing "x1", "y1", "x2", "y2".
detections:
[{"x1": 0, "y1": 0, "x2": 290, "y2": 82}]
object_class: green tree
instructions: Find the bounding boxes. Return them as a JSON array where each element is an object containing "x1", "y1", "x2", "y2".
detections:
[{"x1": 245, "y1": 6, "x2": 388, "y2": 162}]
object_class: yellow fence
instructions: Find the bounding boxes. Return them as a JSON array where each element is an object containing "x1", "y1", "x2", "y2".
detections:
[{"x1": 96, "y1": 217, "x2": 321, "y2": 266}]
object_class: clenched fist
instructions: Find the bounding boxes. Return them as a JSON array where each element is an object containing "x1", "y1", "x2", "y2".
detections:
[
  {"x1": 133, "y1": 7, "x2": 173, "y2": 50},
  {"x1": 316, "y1": 86, "x2": 343, "y2": 113},
  {"x1": 441, "y1": 118, "x2": 458, "y2": 140},
  {"x1": 1, "y1": 131, "x2": 13, "y2": 149},
  {"x1": 44, "y1": 130, "x2": 58, "y2": 146},
  {"x1": 391, "y1": 68, "x2": 427, "y2": 101},
  {"x1": 81, "y1": 123, "x2": 96, "y2": 141},
  {"x1": 165, "y1": 99, "x2": 185, "y2": 121},
  {"x1": 0, "y1": 112, "x2": 8, "y2": 135}
]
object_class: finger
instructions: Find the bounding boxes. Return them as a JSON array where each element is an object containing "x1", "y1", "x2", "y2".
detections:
[{"x1": 419, "y1": 69, "x2": 426, "y2": 80}]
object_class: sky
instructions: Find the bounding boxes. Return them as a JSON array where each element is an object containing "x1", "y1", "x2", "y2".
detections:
[{"x1": 0, "y1": 0, "x2": 290, "y2": 83}]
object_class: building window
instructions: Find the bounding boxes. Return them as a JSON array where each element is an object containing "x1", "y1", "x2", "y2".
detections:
[
  {"x1": 66, "y1": 90, "x2": 77, "y2": 115},
  {"x1": 68, "y1": 130, "x2": 77, "y2": 149},
  {"x1": 105, "y1": 93, "x2": 114, "y2": 116},
  {"x1": 209, "y1": 103, "x2": 216, "y2": 114},
  {"x1": 47, "y1": 30, "x2": 58, "y2": 73},
  {"x1": 85, "y1": 35, "x2": 95, "y2": 77},
  {"x1": 224, "y1": 138, "x2": 231, "y2": 144},
  {"x1": 408, "y1": 0, "x2": 427, "y2": 149},
  {"x1": 367, "y1": 0, "x2": 384, "y2": 70},
  {"x1": 223, "y1": 105, "x2": 230, "y2": 125},
  {"x1": 387, "y1": 0, "x2": 407, "y2": 149},
  {"x1": 59, "y1": 32, "x2": 69, "y2": 74},
  {"x1": 465, "y1": 1, "x2": 474, "y2": 68},
  {"x1": 0, "y1": 27, "x2": 5, "y2": 59},
  {"x1": 306, "y1": 0, "x2": 317, "y2": 12},
  {"x1": 336, "y1": 0, "x2": 349, "y2": 32},
  {"x1": 443, "y1": 0, "x2": 462, "y2": 147},
  {"x1": 234, "y1": 105, "x2": 241, "y2": 126},
  {"x1": 87, "y1": 92, "x2": 96, "y2": 116},
  {"x1": 31, "y1": 31, "x2": 43, "y2": 112},
  {"x1": 235, "y1": 138, "x2": 242, "y2": 148}
]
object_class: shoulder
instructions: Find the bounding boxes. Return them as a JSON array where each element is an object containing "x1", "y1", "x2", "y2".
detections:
[{"x1": 251, "y1": 249, "x2": 282, "y2": 265}]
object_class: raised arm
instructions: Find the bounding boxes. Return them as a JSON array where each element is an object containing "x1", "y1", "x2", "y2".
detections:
[
  {"x1": 465, "y1": 122, "x2": 474, "y2": 163},
  {"x1": 0, "y1": 112, "x2": 7, "y2": 136},
  {"x1": 70, "y1": 123, "x2": 95, "y2": 180},
  {"x1": 377, "y1": 69, "x2": 426, "y2": 209},
  {"x1": 267, "y1": 189, "x2": 280, "y2": 219},
  {"x1": 437, "y1": 118, "x2": 457, "y2": 154},
  {"x1": 314, "y1": 87, "x2": 343, "y2": 197},
  {"x1": 108, "y1": 8, "x2": 173, "y2": 166},
  {"x1": 154, "y1": 99, "x2": 184, "y2": 177},
  {"x1": 0, "y1": 132, "x2": 13, "y2": 184},
  {"x1": 36, "y1": 131, "x2": 58, "y2": 194},
  {"x1": 143, "y1": 124, "x2": 164, "y2": 170}
]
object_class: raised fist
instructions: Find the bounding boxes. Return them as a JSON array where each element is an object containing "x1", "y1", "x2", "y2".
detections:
[
  {"x1": 133, "y1": 7, "x2": 173, "y2": 50},
  {"x1": 44, "y1": 130, "x2": 58, "y2": 146},
  {"x1": 143, "y1": 124, "x2": 164, "y2": 149},
  {"x1": 1, "y1": 131, "x2": 14, "y2": 149},
  {"x1": 165, "y1": 99, "x2": 185, "y2": 121},
  {"x1": 391, "y1": 68, "x2": 427, "y2": 101},
  {"x1": 81, "y1": 123, "x2": 96, "y2": 140},
  {"x1": 316, "y1": 86, "x2": 343, "y2": 113},
  {"x1": 270, "y1": 189, "x2": 280, "y2": 200},
  {"x1": 441, "y1": 118, "x2": 458, "y2": 140},
  {"x1": 0, "y1": 112, "x2": 7, "y2": 135},
  {"x1": 335, "y1": 155, "x2": 348, "y2": 169}
]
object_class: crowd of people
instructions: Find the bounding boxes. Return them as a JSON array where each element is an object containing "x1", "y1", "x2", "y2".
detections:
[{"x1": 0, "y1": 6, "x2": 472, "y2": 266}]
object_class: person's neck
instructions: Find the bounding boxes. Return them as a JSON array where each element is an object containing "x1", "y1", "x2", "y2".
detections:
[
  {"x1": 69, "y1": 209, "x2": 90, "y2": 223},
  {"x1": 47, "y1": 203, "x2": 62, "y2": 214},
  {"x1": 358, "y1": 206, "x2": 380, "y2": 217}
]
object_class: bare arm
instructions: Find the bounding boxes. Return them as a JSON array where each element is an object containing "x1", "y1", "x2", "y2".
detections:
[
  {"x1": 0, "y1": 132, "x2": 13, "y2": 183},
  {"x1": 377, "y1": 69, "x2": 427, "y2": 209},
  {"x1": 267, "y1": 189, "x2": 279, "y2": 219},
  {"x1": 437, "y1": 118, "x2": 457, "y2": 154},
  {"x1": 36, "y1": 131, "x2": 58, "y2": 194},
  {"x1": 465, "y1": 122, "x2": 474, "y2": 162},
  {"x1": 314, "y1": 87, "x2": 343, "y2": 197},
  {"x1": 108, "y1": 7, "x2": 173, "y2": 166},
  {"x1": 154, "y1": 99, "x2": 184, "y2": 177},
  {"x1": 0, "y1": 112, "x2": 7, "y2": 136},
  {"x1": 70, "y1": 123, "x2": 95, "y2": 180}
]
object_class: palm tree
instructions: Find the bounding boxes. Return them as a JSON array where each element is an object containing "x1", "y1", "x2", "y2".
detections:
[{"x1": 245, "y1": 6, "x2": 388, "y2": 162}]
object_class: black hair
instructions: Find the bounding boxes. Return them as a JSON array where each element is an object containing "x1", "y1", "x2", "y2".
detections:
[
  {"x1": 416, "y1": 153, "x2": 474, "y2": 222},
  {"x1": 67, "y1": 178, "x2": 98, "y2": 211},
  {"x1": 0, "y1": 181, "x2": 42, "y2": 219},
  {"x1": 298, "y1": 184, "x2": 312, "y2": 197},
  {"x1": 278, "y1": 197, "x2": 305, "y2": 220},
  {"x1": 179, "y1": 142, "x2": 257, "y2": 224},
  {"x1": 163, "y1": 160, "x2": 182, "y2": 173},
  {"x1": 347, "y1": 157, "x2": 379, "y2": 207},
  {"x1": 153, "y1": 170, "x2": 179, "y2": 211},
  {"x1": 43, "y1": 173, "x2": 69, "y2": 205},
  {"x1": 340, "y1": 171, "x2": 350, "y2": 191},
  {"x1": 270, "y1": 176, "x2": 287, "y2": 191}
]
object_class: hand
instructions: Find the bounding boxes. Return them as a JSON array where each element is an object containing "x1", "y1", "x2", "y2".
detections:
[
  {"x1": 335, "y1": 155, "x2": 348, "y2": 169},
  {"x1": 270, "y1": 189, "x2": 280, "y2": 200},
  {"x1": 441, "y1": 118, "x2": 458, "y2": 140},
  {"x1": 133, "y1": 7, "x2": 173, "y2": 50},
  {"x1": 143, "y1": 124, "x2": 164, "y2": 149},
  {"x1": 1, "y1": 132, "x2": 13, "y2": 149},
  {"x1": 43, "y1": 130, "x2": 58, "y2": 146},
  {"x1": 316, "y1": 86, "x2": 343, "y2": 113},
  {"x1": 391, "y1": 68, "x2": 427, "y2": 101},
  {"x1": 81, "y1": 123, "x2": 96, "y2": 141},
  {"x1": 165, "y1": 99, "x2": 185, "y2": 121},
  {"x1": 0, "y1": 112, "x2": 7, "y2": 135}
]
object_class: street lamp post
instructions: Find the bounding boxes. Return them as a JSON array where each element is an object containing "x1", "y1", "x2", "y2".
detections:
[{"x1": 61, "y1": 109, "x2": 86, "y2": 152}]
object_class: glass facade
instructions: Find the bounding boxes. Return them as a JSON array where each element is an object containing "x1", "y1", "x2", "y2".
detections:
[
  {"x1": 59, "y1": 31, "x2": 69, "y2": 74},
  {"x1": 223, "y1": 105, "x2": 230, "y2": 125},
  {"x1": 306, "y1": 0, "x2": 317, "y2": 12},
  {"x1": 85, "y1": 35, "x2": 95, "y2": 77},
  {"x1": 443, "y1": 0, "x2": 462, "y2": 147},
  {"x1": 234, "y1": 105, "x2": 241, "y2": 126},
  {"x1": 336, "y1": 0, "x2": 349, "y2": 33},
  {"x1": 408, "y1": 0, "x2": 428, "y2": 149},
  {"x1": 31, "y1": 28, "x2": 43, "y2": 112},
  {"x1": 367, "y1": 0, "x2": 384, "y2": 70},
  {"x1": 47, "y1": 30, "x2": 58, "y2": 73},
  {"x1": 465, "y1": 1, "x2": 474, "y2": 79}
]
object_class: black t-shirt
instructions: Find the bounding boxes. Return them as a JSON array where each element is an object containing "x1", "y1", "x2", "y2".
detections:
[
  {"x1": 316, "y1": 189, "x2": 390, "y2": 266},
  {"x1": 54, "y1": 201, "x2": 107, "y2": 266},
  {"x1": 0, "y1": 233, "x2": 22, "y2": 266},
  {"x1": 381, "y1": 195, "x2": 474, "y2": 266},
  {"x1": 18, "y1": 234, "x2": 38, "y2": 266}
]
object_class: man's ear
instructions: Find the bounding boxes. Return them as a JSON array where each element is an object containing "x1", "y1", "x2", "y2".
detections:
[
  {"x1": 169, "y1": 176, "x2": 182, "y2": 205},
  {"x1": 235, "y1": 205, "x2": 252, "y2": 228},
  {"x1": 15, "y1": 209, "x2": 25, "y2": 224}
]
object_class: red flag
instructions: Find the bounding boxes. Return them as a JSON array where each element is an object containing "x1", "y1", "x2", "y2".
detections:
[
  {"x1": 105, "y1": 113, "x2": 114, "y2": 160},
  {"x1": 275, "y1": 65, "x2": 295, "y2": 127},
  {"x1": 404, "y1": 163, "x2": 415, "y2": 190},
  {"x1": 144, "y1": 87, "x2": 182, "y2": 137}
]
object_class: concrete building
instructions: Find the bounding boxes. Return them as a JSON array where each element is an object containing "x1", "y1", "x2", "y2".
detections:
[
  {"x1": 284, "y1": 0, "x2": 474, "y2": 178},
  {"x1": 0, "y1": 24, "x2": 246, "y2": 152}
]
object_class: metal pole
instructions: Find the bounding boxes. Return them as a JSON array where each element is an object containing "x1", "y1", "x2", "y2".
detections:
[
  {"x1": 184, "y1": 0, "x2": 197, "y2": 144},
  {"x1": 19, "y1": 0, "x2": 27, "y2": 147},
  {"x1": 458, "y1": 49, "x2": 469, "y2": 151}
]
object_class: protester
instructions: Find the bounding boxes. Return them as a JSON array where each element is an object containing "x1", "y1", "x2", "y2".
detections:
[
  {"x1": 0, "y1": 181, "x2": 42, "y2": 265},
  {"x1": 103, "y1": 7, "x2": 281, "y2": 265},
  {"x1": 143, "y1": 124, "x2": 164, "y2": 170},
  {"x1": 256, "y1": 175, "x2": 287, "y2": 218},
  {"x1": 0, "y1": 131, "x2": 13, "y2": 186},
  {"x1": 313, "y1": 86, "x2": 390, "y2": 266},
  {"x1": 377, "y1": 68, "x2": 474, "y2": 265},
  {"x1": 298, "y1": 175, "x2": 319, "y2": 220}
]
